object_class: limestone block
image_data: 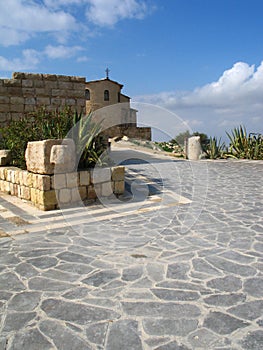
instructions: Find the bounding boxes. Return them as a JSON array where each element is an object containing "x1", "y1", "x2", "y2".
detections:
[
  {"x1": 50, "y1": 140, "x2": 76, "y2": 174},
  {"x1": 10, "y1": 183, "x2": 15, "y2": 196},
  {"x1": 0, "y1": 150, "x2": 11, "y2": 166},
  {"x1": 26, "y1": 172, "x2": 34, "y2": 187},
  {"x1": 66, "y1": 172, "x2": 78, "y2": 188},
  {"x1": 111, "y1": 166, "x2": 125, "y2": 181},
  {"x1": 187, "y1": 136, "x2": 202, "y2": 161},
  {"x1": 51, "y1": 173, "x2": 66, "y2": 190},
  {"x1": 30, "y1": 188, "x2": 37, "y2": 204},
  {"x1": 91, "y1": 168, "x2": 111, "y2": 184},
  {"x1": 79, "y1": 171, "x2": 90, "y2": 186},
  {"x1": 22, "y1": 79, "x2": 33, "y2": 88},
  {"x1": 10, "y1": 97, "x2": 24, "y2": 105},
  {"x1": 25, "y1": 139, "x2": 75, "y2": 175},
  {"x1": 14, "y1": 169, "x2": 22, "y2": 184},
  {"x1": 58, "y1": 188, "x2": 71, "y2": 204},
  {"x1": 38, "y1": 190, "x2": 57, "y2": 206},
  {"x1": 78, "y1": 186, "x2": 87, "y2": 200},
  {"x1": 0, "y1": 167, "x2": 6, "y2": 180},
  {"x1": 101, "y1": 182, "x2": 113, "y2": 197},
  {"x1": 87, "y1": 185, "x2": 97, "y2": 200},
  {"x1": 114, "y1": 181, "x2": 125, "y2": 194},
  {"x1": 19, "y1": 186, "x2": 31, "y2": 200},
  {"x1": 0, "y1": 180, "x2": 4, "y2": 191},
  {"x1": 71, "y1": 188, "x2": 81, "y2": 202},
  {"x1": 6, "y1": 168, "x2": 16, "y2": 183},
  {"x1": 36, "y1": 174, "x2": 51, "y2": 191},
  {"x1": 4, "y1": 181, "x2": 10, "y2": 194}
]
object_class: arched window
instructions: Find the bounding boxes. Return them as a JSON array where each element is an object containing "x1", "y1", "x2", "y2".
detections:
[
  {"x1": 104, "y1": 90, "x2": 109, "y2": 101},
  {"x1": 85, "y1": 89, "x2": 90, "y2": 100}
]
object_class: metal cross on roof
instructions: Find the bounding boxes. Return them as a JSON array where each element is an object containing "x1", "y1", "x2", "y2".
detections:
[{"x1": 105, "y1": 68, "x2": 110, "y2": 79}]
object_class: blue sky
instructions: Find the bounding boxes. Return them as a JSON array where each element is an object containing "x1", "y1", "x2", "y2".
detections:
[{"x1": 1, "y1": 0, "x2": 263, "y2": 141}]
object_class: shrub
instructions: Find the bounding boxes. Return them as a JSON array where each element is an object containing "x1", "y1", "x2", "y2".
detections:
[{"x1": 0, "y1": 107, "x2": 106, "y2": 169}]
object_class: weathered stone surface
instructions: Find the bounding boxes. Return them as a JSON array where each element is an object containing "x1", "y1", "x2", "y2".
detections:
[
  {"x1": 122, "y1": 302, "x2": 201, "y2": 318},
  {"x1": 228, "y1": 300, "x2": 263, "y2": 320},
  {"x1": 7, "y1": 292, "x2": 41, "y2": 311},
  {"x1": 56, "y1": 251, "x2": 93, "y2": 264},
  {"x1": 187, "y1": 136, "x2": 202, "y2": 160},
  {"x1": 167, "y1": 262, "x2": 190, "y2": 280},
  {"x1": 28, "y1": 277, "x2": 73, "y2": 291},
  {"x1": 27, "y1": 256, "x2": 58, "y2": 269},
  {"x1": 193, "y1": 258, "x2": 221, "y2": 275},
  {"x1": 207, "y1": 275, "x2": 242, "y2": 292},
  {"x1": 56, "y1": 262, "x2": 93, "y2": 275},
  {"x1": 188, "y1": 328, "x2": 220, "y2": 348},
  {"x1": 244, "y1": 277, "x2": 263, "y2": 297},
  {"x1": 15, "y1": 263, "x2": 40, "y2": 278},
  {"x1": 82, "y1": 270, "x2": 119, "y2": 287},
  {"x1": 62, "y1": 287, "x2": 90, "y2": 300},
  {"x1": 154, "y1": 340, "x2": 190, "y2": 350},
  {"x1": 2, "y1": 312, "x2": 36, "y2": 332},
  {"x1": 122, "y1": 266, "x2": 143, "y2": 281},
  {"x1": 85, "y1": 322, "x2": 108, "y2": 346},
  {"x1": 106, "y1": 320, "x2": 143, "y2": 350},
  {"x1": 143, "y1": 318, "x2": 198, "y2": 336},
  {"x1": 240, "y1": 330, "x2": 263, "y2": 350},
  {"x1": 8, "y1": 328, "x2": 53, "y2": 350},
  {"x1": 25, "y1": 139, "x2": 75, "y2": 175},
  {"x1": 39, "y1": 320, "x2": 92, "y2": 350},
  {"x1": 151, "y1": 288, "x2": 200, "y2": 301},
  {"x1": 41, "y1": 298, "x2": 120, "y2": 324},
  {"x1": 206, "y1": 256, "x2": 256, "y2": 276},
  {"x1": 204, "y1": 293, "x2": 246, "y2": 307},
  {"x1": 50, "y1": 141, "x2": 76, "y2": 174},
  {"x1": 203, "y1": 311, "x2": 249, "y2": 335},
  {"x1": 0, "y1": 272, "x2": 25, "y2": 291}
]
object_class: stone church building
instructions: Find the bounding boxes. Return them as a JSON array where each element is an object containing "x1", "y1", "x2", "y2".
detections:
[{"x1": 0, "y1": 71, "x2": 151, "y2": 141}]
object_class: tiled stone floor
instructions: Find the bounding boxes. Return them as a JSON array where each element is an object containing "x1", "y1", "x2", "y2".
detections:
[{"x1": 0, "y1": 152, "x2": 262, "y2": 349}]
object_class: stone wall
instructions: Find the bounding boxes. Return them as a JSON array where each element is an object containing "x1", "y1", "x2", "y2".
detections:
[
  {"x1": 105, "y1": 126, "x2": 151, "y2": 141},
  {"x1": 0, "y1": 72, "x2": 86, "y2": 126},
  {"x1": 0, "y1": 166, "x2": 125, "y2": 211}
]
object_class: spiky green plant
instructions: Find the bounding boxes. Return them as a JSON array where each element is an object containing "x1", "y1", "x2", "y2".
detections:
[
  {"x1": 226, "y1": 125, "x2": 263, "y2": 159},
  {"x1": 205, "y1": 136, "x2": 226, "y2": 159},
  {"x1": 69, "y1": 112, "x2": 107, "y2": 168}
]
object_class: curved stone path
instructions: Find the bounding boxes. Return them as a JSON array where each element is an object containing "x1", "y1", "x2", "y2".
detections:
[{"x1": 0, "y1": 156, "x2": 263, "y2": 349}]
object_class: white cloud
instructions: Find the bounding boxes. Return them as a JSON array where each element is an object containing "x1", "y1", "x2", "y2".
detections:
[
  {"x1": 0, "y1": 49, "x2": 40, "y2": 71},
  {"x1": 44, "y1": 45, "x2": 83, "y2": 59},
  {"x1": 0, "y1": 0, "x2": 77, "y2": 46},
  {"x1": 136, "y1": 61, "x2": 263, "y2": 140},
  {"x1": 86, "y1": 0, "x2": 148, "y2": 26}
]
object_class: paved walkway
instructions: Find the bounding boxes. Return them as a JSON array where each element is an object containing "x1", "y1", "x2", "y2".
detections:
[{"x1": 0, "y1": 152, "x2": 262, "y2": 349}]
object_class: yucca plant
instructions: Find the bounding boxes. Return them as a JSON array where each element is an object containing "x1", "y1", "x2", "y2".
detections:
[
  {"x1": 205, "y1": 136, "x2": 226, "y2": 159},
  {"x1": 226, "y1": 125, "x2": 263, "y2": 159},
  {"x1": 69, "y1": 112, "x2": 107, "y2": 168}
]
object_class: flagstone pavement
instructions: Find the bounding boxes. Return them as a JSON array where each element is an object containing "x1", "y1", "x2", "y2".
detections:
[{"x1": 0, "y1": 151, "x2": 262, "y2": 349}]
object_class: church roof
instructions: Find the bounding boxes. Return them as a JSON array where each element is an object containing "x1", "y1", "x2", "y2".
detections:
[{"x1": 86, "y1": 78, "x2": 123, "y2": 89}]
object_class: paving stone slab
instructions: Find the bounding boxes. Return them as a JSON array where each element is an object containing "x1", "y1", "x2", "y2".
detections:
[
  {"x1": 240, "y1": 330, "x2": 263, "y2": 350},
  {"x1": 7, "y1": 328, "x2": 53, "y2": 350},
  {"x1": 143, "y1": 318, "x2": 198, "y2": 336},
  {"x1": 105, "y1": 320, "x2": 143, "y2": 350},
  {"x1": 41, "y1": 298, "x2": 120, "y2": 324},
  {"x1": 39, "y1": 320, "x2": 92, "y2": 350},
  {"x1": 228, "y1": 300, "x2": 263, "y2": 321},
  {"x1": 122, "y1": 302, "x2": 201, "y2": 318},
  {"x1": 203, "y1": 311, "x2": 250, "y2": 335}
]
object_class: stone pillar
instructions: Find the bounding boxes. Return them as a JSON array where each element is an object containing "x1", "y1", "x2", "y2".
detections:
[{"x1": 187, "y1": 136, "x2": 202, "y2": 160}]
